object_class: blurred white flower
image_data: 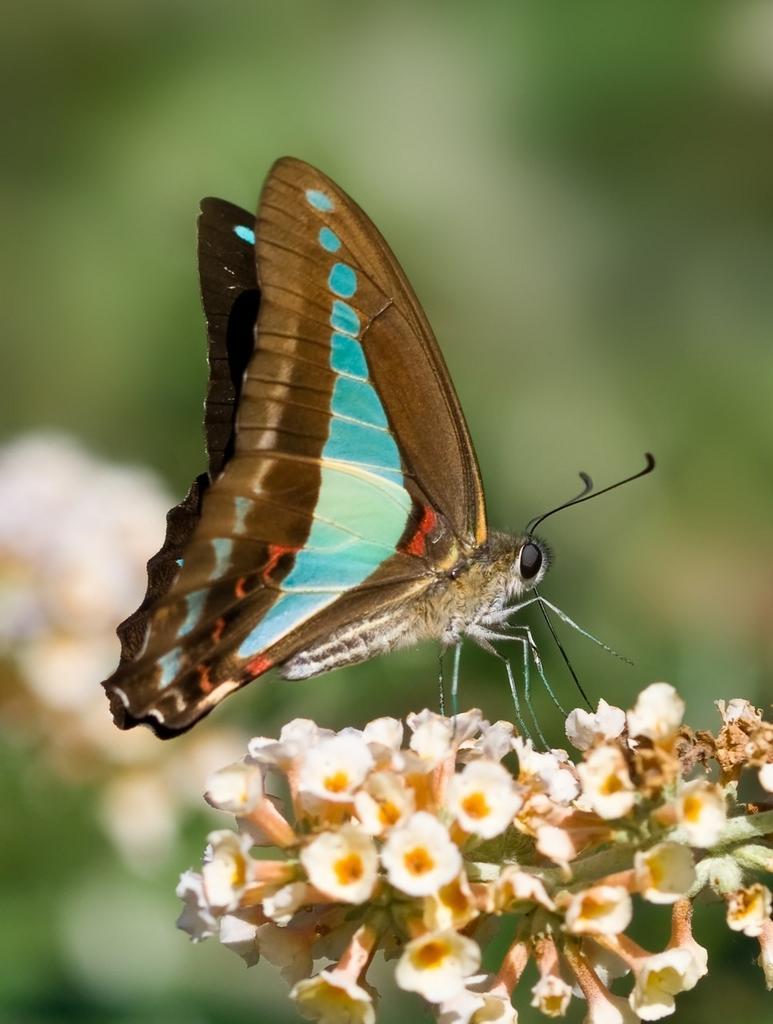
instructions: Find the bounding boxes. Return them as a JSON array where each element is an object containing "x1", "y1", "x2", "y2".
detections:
[
  {"x1": 626, "y1": 683, "x2": 684, "y2": 743},
  {"x1": 202, "y1": 829, "x2": 254, "y2": 912},
  {"x1": 628, "y1": 948, "x2": 702, "y2": 1020},
  {"x1": 447, "y1": 759, "x2": 523, "y2": 838},
  {"x1": 675, "y1": 780, "x2": 727, "y2": 848},
  {"x1": 354, "y1": 771, "x2": 415, "y2": 836},
  {"x1": 726, "y1": 884, "x2": 772, "y2": 938},
  {"x1": 291, "y1": 969, "x2": 375, "y2": 1024},
  {"x1": 564, "y1": 886, "x2": 633, "y2": 936},
  {"x1": 0, "y1": 432, "x2": 248, "y2": 868},
  {"x1": 396, "y1": 929, "x2": 480, "y2": 1004},
  {"x1": 530, "y1": 975, "x2": 572, "y2": 1018},
  {"x1": 204, "y1": 760, "x2": 264, "y2": 815},
  {"x1": 577, "y1": 745, "x2": 635, "y2": 820},
  {"x1": 176, "y1": 869, "x2": 218, "y2": 942},
  {"x1": 301, "y1": 824, "x2": 379, "y2": 904},
  {"x1": 381, "y1": 812, "x2": 462, "y2": 897},
  {"x1": 298, "y1": 733, "x2": 374, "y2": 805},
  {"x1": 634, "y1": 843, "x2": 696, "y2": 904},
  {"x1": 566, "y1": 699, "x2": 626, "y2": 752}
]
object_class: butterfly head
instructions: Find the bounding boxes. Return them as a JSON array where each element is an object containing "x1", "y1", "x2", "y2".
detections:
[{"x1": 497, "y1": 533, "x2": 551, "y2": 601}]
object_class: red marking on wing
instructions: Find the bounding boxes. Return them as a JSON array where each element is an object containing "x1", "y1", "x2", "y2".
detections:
[
  {"x1": 198, "y1": 665, "x2": 214, "y2": 693},
  {"x1": 212, "y1": 616, "x2": 226, "y2": 644},
  {"x1": 235, "y1": 576, "x2": 247, "y2": 599},
  {"x1": 405, "y1": 505, "x2": 438, "y2": 558},
  {"x1": 262, "y1": 544, "x2": 298, "y2": 585},
  {"x1": 245, "y1": 654, "x2": 273, "y2": 678}
]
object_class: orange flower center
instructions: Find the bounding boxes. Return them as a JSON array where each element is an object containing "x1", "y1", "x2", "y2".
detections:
[
  {"x1": 334, "y1": 853, "x2": 364, "y2": 886},
  {"x1": 683, "y1": 794, "x2": 702, "y2": 823},
  {"x1": 379, "y1": 801, "x2": 401, "y2": 826},
  {"x1": 413, "y1": 940, "x2": 448, "y2": 970},
  {"x1": 461, "y1": 791, "x2": 491, "y2": 819},
  {"x1": 600, "y1": 774, "x2": 624, "y2": 795},
  {"x1": 404, "y1": 846, "x2": 435, "y2": 876},
  {"x1": 324, "y1": 771, "x2": 350, "y2": 794},
  {"x1": 580, "y1": 896, "x2": 612, "y2": 920}
]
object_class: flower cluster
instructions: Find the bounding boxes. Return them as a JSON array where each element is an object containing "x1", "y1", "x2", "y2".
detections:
[
  {"x1": 178, "y1": 684, "x2": 773, "y2": 1023},
  {"x1": 0, "y1": 433, "x2": 248, "y2": 868}
]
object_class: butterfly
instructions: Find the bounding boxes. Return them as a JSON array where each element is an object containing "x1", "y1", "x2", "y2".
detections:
[{"x1": 103, "y1": 157, "x2": 652, "y2": 738}]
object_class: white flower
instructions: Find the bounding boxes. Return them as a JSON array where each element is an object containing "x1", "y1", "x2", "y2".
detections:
[
  {"x1": 300, "y1": 824, "x2": 379, "y2": 904},
  {"x1": 565, "y1": 699, "x2": 626, "y2": 752},
  {"x1": 248, "y1": 718, "x2": 334, "y2": 769},
  {"x1": 577, "y1": 745, "x2": 635, "y2": 819},
  {"x1": 675, "y1": 779, "x2": 727, "y2": 847},
  {"x1": 628, "y1": 948, "x2": 702, "y2": 1020},
  {"x1": 263, "y1": 881, "x2": 310, "y2": 925},
  {"x1": 402, "y1": 710, "x2": 454, "y2": 772},
  {"x1": 530, "y1": 975, "x2": 572, "y2": 1017},
  {"x1": 759, "y1": 762, "x2": 773, "y2": 793},
  {"x1": 447, "y1": 759, "x2": 522, "y2": 838},
  {"x1": 204, "y1": 760, "x2": 263, "y2": 815},
  {"x1": 202, "y1": 830, "x2": 254, "y2": 912},
  {"x1": 634, "y1": 843, "x2": 696, "y2": 904},
  {"x1": 219, "y1": 913, "x2": 260, "y2": 966},
  {"x1": 298, "y1": 734, "x2": 374, "y2": 804},
  {"x1": 495, "y1": 867, "x2": 556, "y2": 912},
  {"x1": 439, "y1": 976, "x2": 517, "y2": 1024},
  {"x1": 354, "y1": 771, "x2": 415, "y2": 836},
  {"x1": 176, "y1": 870, "x2": 218, "y2": 941},
  {"x1": 363, "y1": 716, "x2": 404, "y2": 763},
  {"x1": 291, "y1": 970, "x2": 375, "y2": 1024},
  {"x1": 513, "y1": 739, "x2": 579, "y2": 803},
  {"x1": 564, "y1": 886, "x2": 633, "y2": 936},
  {"x1": 458, "y1": 720, "x2": 515, "y2": 763},
  {"x1": 626, "y1": 683, "x2": 684, "y2": 743},
  {"x1": 423, "y1": 872, "x2": 479, "y2": 931},
  {"x1": 396, "y1": 929, "x2": 481, "y2": 1004},
  {"x1": 726, "y1": 884, "x2": 772, "y2": 937},
  {"x1": 381, "y1": 812, "x2": 462, "y2": 896}
]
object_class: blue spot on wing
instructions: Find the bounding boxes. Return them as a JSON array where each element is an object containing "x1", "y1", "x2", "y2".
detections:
[
  {"x1": 319, "y1": 227, "x2": 341, "y2": 252},
  {"x1": 234, "y1": 496, "x2": 251, "y2": 534},
  {"x1": 326, "y1": 419, "x2": 401, "y2": 473},
  {"x1": 330, "y1": 300, "x2": 360, "y2": 337},
  {"x1": 211, "y1": 538, "x2": 233, "y2": 578},
  {"x1": 305, "y1": 189, "x2": 334, "y2": 212},
  {"x1": 179, "y1": 590, "x2": 207, "y2": 637},
  {"x1": 331, "y1": 376, "x2": 388, "y2": 428},
  {"x1": 234, "y1": 225, "x2": 256, "y2": 244},
  {"x1": 330, "y1": 333, "x2": 367, "y2": 379},
  {"x1": 328, "y1": 263, "x2": 357, "y2": 298},
  {"x1": 158, "y1": 646, "x2": 183, "y2": 688}
]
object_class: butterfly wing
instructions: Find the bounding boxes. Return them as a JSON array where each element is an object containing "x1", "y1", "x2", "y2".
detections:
[{"x1": 103, "y1": 159, "x2": 487, "y2": 735}]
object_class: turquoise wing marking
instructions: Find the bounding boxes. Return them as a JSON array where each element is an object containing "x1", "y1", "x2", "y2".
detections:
[{"x1": 237, "y1": 193, "x2": 417, "y2": 661}]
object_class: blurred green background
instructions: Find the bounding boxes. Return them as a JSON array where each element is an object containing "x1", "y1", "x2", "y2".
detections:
[{"x1": 1, "y1": 1, "x2": 771, "y2": 1021}]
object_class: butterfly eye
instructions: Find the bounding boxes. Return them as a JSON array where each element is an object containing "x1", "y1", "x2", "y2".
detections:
[{"x1": 519, "y1": 542, "x2": 542, "y2": 581}]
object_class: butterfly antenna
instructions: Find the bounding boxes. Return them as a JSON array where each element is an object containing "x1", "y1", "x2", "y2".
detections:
[
  {"x1": 526, "y1": 453, "x2": 655, "y2": 536},
  {"x1": 535, "y1": 590, "x2": 593, "y2": 710}
]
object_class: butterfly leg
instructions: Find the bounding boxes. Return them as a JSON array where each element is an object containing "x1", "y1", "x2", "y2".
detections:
[
  {"x1": 482, "y1": 597, "x2": 631, "y2": 664},
  {"x1": 437, "y1": 649, "x2": 446, "y2": 716},
  {"x1": 466, "y1": 626, "x2": 540, "y2": 743},
  {"x1": 450, "y1": 641, "x2": 462, "y2": 718}
]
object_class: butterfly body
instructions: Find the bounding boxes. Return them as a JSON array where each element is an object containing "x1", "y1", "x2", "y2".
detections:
[
  {"x1": 281, "y1": 530, "x2": 531, "y2": 679},
  {"x1": 103, "y1": 159, "x2": 549, "y2": 736}
]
